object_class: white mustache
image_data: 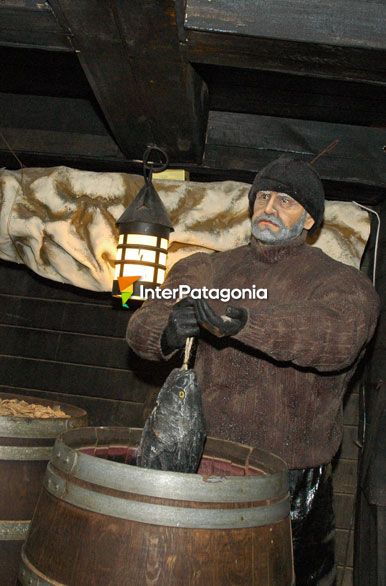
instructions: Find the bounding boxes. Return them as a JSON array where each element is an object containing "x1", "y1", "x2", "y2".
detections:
[{"x1": 254, "y1": 214, "x2": 284, "y2": 229}]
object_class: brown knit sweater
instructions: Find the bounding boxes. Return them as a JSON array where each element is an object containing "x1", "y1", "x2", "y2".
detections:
[{"x1": 126, "y1": 232, "x2": 380, "y2": 469}]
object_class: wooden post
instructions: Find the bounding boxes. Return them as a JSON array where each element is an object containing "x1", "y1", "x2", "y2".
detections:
[{"x1": 49, "y1": 0, "x2": 209, "y2": 163}]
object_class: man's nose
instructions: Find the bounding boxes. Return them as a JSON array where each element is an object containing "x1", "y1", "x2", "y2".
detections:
[{"x1": 263, "y1": 194, "x2": 278, "y2": 214}]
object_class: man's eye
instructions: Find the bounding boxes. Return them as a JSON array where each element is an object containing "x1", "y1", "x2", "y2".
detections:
[{"x1": 279, "y1": 196, "x2": 293, "y2": 206}]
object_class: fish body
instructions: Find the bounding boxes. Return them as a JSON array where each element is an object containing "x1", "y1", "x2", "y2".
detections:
[{"x1": 136, "y1": 368, "x2": 206, "y2": 473}]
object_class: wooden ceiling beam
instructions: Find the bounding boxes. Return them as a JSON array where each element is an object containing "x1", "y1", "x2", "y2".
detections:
[
  {"x1": 202, "y1": 111, "x2": 386, "y2": 201},
  {"x1": 185, "y1": 32, "x2": 386, "y2": 86},
  {"x1": 184, "y1": 1, "x2": 386, "y2": 85},
  {"x1": 186, "y1": 0, "x2": 386, "y2": 50},
  {"x1": 48, "y1": 0, "x2": 209, "y2": 163}
]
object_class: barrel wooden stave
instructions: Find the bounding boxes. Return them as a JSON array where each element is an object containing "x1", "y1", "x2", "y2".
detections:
[
  {"x1": 20, "y1": 427, "x2": 294, "y2": 586},
  {"x1": 0, "y1": 540, "x2": 25, "y2": 585},
  {"x1": 0, "y1": 392, "x2": 87, "y2": 586},
  {"x1": 25, "y1": 490, "x2": 292, "y2": 585}
]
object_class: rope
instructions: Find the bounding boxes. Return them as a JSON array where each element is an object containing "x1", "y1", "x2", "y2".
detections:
[
  {"x1": 182, "y1": 336, "x2": 194, "y2": 370},
  {"x1": 309, "y1": 139, "x2": 339, "y2": 165},
  {"x1": 0, "y1": 130, "x2": 24, "y2": 168},
  {"x1": 0, "y1": 130, "x2": 28, "y2": 266}
]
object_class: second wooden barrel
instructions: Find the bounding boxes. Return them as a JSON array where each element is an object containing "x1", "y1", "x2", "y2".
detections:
[
  {"x1": 20, "y1": 426, "x2": 294, "y2": 585},
  {"x1": 0, "y1": 392, "x2": 87, "y2": 585}
]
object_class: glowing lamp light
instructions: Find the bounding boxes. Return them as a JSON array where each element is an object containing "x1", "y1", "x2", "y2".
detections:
[{"x1": 112, "y1": 147, "x2": 174, "y2": 303}]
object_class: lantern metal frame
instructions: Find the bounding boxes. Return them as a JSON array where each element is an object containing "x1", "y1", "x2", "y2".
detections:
[{"x1": 112, "y1": 146, "x2": 174, "y2": 303}]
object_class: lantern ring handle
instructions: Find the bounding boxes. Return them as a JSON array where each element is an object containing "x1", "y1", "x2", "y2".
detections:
[{"x1": 143, "y1": 146, "x2": 169, "y2": 183}]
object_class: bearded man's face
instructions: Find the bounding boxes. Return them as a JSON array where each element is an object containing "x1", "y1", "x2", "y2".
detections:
[{"x1": 251, "y1": 191, "x2": 315, "y2": 243}]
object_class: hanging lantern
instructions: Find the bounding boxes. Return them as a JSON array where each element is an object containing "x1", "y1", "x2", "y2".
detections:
[{"x1": 112, "y1": 146, "x2": 174, "y2": 305}]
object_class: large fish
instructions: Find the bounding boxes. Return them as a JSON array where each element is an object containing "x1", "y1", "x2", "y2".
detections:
[{"x1": 136, "y1": 368, "x2": 206, "y2": 473}]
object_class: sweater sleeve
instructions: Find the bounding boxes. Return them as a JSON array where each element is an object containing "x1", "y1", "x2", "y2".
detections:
[
  {"x1": 233, "y1": 269, "x2": 380, "y2": 372},
  {"x1": 126, "y1": 252, "x2": 212, "y2": 361}
]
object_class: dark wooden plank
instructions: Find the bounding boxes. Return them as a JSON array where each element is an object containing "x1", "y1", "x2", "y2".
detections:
[
  {"x1": 0, "y1": 29, "x2": 73, "y2": 51},
  {"x1": 186, "y1": 0, "x2": 386, "y2": 50},
  {"x1": 0, "y1": 355, "x2": 152, "y2": 402},
  {"x1": 49, "y1": 0, "x2": 208, "y2": 162},
  {"x1": 0, "y1": 93, "x2": 110, "y2": 135},
  {"x1": 0, "y1": 1, "x2": 66, "y2": 32},
  {"x1": 0, "y1": 47, "x2": 93, "y2": 99},
  {"x1": 0, "y1": 295, "x2": 130, "y2": 338},
  {"x1": 204, "y1": 111, "x2": 386, "y2": 190},
  {"x1": 334, "y1": 493, "x2": 355, "y2": 530},
  {"x1": 336, "y1": 528, "x2": 354, "y2": 567},
  {"x1": 0, "y1": 127, "x2": 123, "y2": 159},
  {"x1": 185, "y1": 30, "x2": 386, "y2": 85},
  {"x1": 198, "y1": 64, "x2": 386, "y2": 127},
  {"x1": 0, "y1": 1, "x2": 73, "y2": 51},
  {"x1": 0, "y1": 1, "x2": 48, "y2": 6},
  {"x1": 0, "y1": 323, "x2": 175, "y2": 387},
  {"x1": 0, "y1": 325, "x2": 133, "y2": 370},
  {"x1": 344, "y1": 392, "x2": 360, "y2": 426},
  {"x1": 0, "y1": 385, "x2": 144, "y2": 427},
  {"x1": 0, "y1": 260, "x2": 112, "y2": 305},
  {"x1": 333, "y1": 458, "x2": 358, "y2": 495},
  {"x1": 0, "y1": 149, "x2": 139, "y2": 176},
  {"x1": 336, "y1": 566, "x2": 353, "y2": 586},
  {"x1": 341, "y1": 425, "x2": 360, "y2": 460}
]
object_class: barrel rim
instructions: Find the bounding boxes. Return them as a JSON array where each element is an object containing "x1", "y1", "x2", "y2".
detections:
[
  {"x1": 19, "y1": 547, "x2": 62, "y2": 586},
  {"x1": 0, "y1": 520, "x2": 30, "y2": 541},
  {"x1": 0, "y1": 446, "x2": 53, "y2": 460},
  {"x1": 44, "y1": 461, "x2": 290, "y2": 528},
  {"x1": 50, "y1": 426, "x2": 289, "y2": 503}
]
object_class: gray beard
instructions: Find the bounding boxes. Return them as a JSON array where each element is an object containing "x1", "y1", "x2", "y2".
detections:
[{"x1": 251, "y1": 211, "x2": 307, "y2": 244}]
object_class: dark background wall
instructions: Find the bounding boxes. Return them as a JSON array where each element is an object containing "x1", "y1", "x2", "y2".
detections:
[{"x1": 0, "y1": 258, "x2": 172, "y2": 427}]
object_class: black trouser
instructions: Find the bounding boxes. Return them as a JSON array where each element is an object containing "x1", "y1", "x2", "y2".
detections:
[{"x1": 288, "y1": 464, "x2": 336, "y2": 586}]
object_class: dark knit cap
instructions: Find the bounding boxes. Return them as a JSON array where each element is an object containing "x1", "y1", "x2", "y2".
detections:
[{"x1": 248, "y1": 155, "x2": 325, "y2": 235}]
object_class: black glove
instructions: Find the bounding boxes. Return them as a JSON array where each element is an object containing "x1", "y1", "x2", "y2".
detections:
[
  {"x1": 161, "y1": 297, "x2": 200, "y2": 355},
  {"x1": 194, "y1": 299, "x2": 248, "y2": 338}
]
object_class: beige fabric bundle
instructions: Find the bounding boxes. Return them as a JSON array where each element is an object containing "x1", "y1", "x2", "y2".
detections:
[{"x1": 0, "y1": 166, "x2": 370, "y2": 292}]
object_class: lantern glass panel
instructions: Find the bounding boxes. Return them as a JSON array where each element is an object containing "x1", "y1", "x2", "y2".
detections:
[
  {"x1": 118, "y1": 234, "x2": 125, "y2": 245},
  {"x1": 160, "y1": 238, "x2": 169, "y2": 250},
  {"x1": 116, "y1": 248, "x2": 123, "y2": 261},
  {"x1": 156, "y1": 269, "x2": 166, "y2": 284},
  {"x1": 125, "y1": 248, "x2": 156, "y2": 263},
  {"x1": 123, "y1": 264, "x2": 155, "y2": 282},
  {"x1": 159, "y1": 252, "x2": 167, "y2": 266},
  {"x1": 114, "y1": 264, "x2": 121, "y2": 279},
  {"x1": 126, "y1": 234, "x2": 158, "y2": 247}
]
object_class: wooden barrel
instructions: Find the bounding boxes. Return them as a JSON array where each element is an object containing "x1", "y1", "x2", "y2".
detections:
[
  {"x1": 20, "y1": 427, "x2": 294, "y2": 585},
  {"x1": 0, "y1": 392, "x2": 87, "y2": 585}
]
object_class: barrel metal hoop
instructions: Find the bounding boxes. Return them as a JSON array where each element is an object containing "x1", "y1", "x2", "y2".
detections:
[
  {"x1": 52, "y1": 439, "x2": 288, "y2": 503},
  {"x1": 0, "y1": 520, "x2": 30, "y2": 540},
  {"x1": 19, "y1": 548, "x2": 64, "y2": 586},
  {"x1": 44, "y1": 465, "x2": 290, "y2": 529},
  {"x1": 0, "y1": 416, "x2": 84, "y2": 439},
  {"x1": 0, "y1": 446, "x2": 53, "y2": 460}
]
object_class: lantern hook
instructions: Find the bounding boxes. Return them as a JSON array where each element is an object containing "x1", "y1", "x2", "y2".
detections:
[{"x1": 143, "y1": 146, "x2": 169, "y2": 184}]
